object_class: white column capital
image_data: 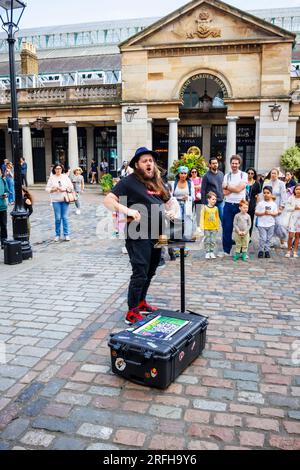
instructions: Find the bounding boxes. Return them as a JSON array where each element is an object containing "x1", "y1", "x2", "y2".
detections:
[
  {"x1": 288, "y1": 116, "x2": 299, "y2": 122},
  {"x1": 114, "y1": 120, "x2": 122, "y2": 125},
  {"x1": 147, "y1": 118, "x2": 153, "y2": 124},
  {"x1": 202, "y1": 124, "x2": 212, "y2": 129},
  {"x1": 20, "y1": 119, "x2": 31, "y2": 127},
  {"x1": 66, "y1": 121, "x2": 77, "y2": 126},
  {"x1": 254, "y1": 116, "x2": 260, "y2": 122},
  {"x1": 226, "y1": 116, "x2": 239, "y2": 122},
  {"x1": 167, "y1": 117, "x2": 180, "y2": 123}
]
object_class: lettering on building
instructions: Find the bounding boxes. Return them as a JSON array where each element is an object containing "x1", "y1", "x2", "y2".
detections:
[{"x1": 180, "y1": 73, "x2": 228, "y2": 100}]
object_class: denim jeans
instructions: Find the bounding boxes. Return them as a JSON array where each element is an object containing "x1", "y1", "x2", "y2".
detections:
[
  {"x1": 222, "y1": 202, "x2": 240, "y2": 254},
  {"x1": 6, "y1": 176, "x2": 15, "y2": 204},
  {"x1": 179, "y1": 201, "x2": 194, "y2": 240},
  {"x1": 52, "y1": 202, "x2": 70, "y2": 237},
  {"x1": 75, "y1": 193, "x2": 81, "y2": 209},
  {"x1": 216, "y1": 201, "x2": 224, "y2": 225}
]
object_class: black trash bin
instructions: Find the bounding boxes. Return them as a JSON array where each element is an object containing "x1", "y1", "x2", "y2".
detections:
[{"x1": 4, "y1": 241, "x2": 22, "y2": 265}]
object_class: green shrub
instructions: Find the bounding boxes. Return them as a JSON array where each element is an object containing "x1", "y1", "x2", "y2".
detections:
[
  {"x1": 280, "y1": 146, "x2": 300, "y2": 172},
  {"x1": 100, "y1": 173, "x2": 113, "y2": 193}
]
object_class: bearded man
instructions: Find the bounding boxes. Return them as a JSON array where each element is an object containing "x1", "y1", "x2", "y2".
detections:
[{"x1": 104, "y1": 147, "x2": 171, "y2": 325}]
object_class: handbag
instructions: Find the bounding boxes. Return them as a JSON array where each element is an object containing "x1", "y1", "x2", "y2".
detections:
[{"x1": 64, "y1": 189, "x2": 78, "y2": 203}]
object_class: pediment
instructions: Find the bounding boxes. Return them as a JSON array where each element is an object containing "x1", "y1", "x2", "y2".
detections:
[{"x1": 120, "y1": 0, "x2": 295, "y2": 49}]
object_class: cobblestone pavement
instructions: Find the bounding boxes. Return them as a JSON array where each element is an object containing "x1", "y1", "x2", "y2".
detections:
[{"x1": 0, "y1": 187, "x2": 300, "y2": 450}]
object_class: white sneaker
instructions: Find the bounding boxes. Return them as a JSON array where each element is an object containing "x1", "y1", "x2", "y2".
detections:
[
  {"x1": 76, "y1": 209, "x2": 81, "y2": 215},
  {"x1": 65, "y1": 236, "x2": 70, "y2": 242},
  {"x1": 122, "y1": 247, "x2": 128, "y2": 254},
  {"x1": 217, "y1": 251, "x2": 230, "y2": 258},
  {"x1": 54, "y1": 236, "x2": 60, "y2": 242},
  {"x1": 205, "y1": 253, "x2": 211, "y2": 259},
  {"x1": 210, "y1": 253, "x2": 216, "y2": 259}
]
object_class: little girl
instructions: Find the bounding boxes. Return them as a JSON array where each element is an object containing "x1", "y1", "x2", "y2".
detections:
[{"x1": 285, "y1": 183, "x2": 300, "y2": 258}]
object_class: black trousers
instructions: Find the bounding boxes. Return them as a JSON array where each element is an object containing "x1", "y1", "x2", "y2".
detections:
[
  {"x1": 126, "y1": 239, "x2": 161, "y2": 310},
  {"x1": 0, "y1": 210, "x2": 7, "y2": 246},
  {"x1": 22, "y1": 175, "x2": 28, "y2": 187}
]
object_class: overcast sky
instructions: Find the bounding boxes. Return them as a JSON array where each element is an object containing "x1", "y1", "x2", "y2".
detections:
[{"x1": 18, "y1": 0, "x2": 300, "y2": 29}]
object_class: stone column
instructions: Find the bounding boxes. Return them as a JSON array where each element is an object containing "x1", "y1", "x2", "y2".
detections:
[
  {"x1": 44, "y1": 128, "x2": 52, "y2": 178},
  {"x1": 225, "y1": 116, "x2": 239, "y2": 173},
  {"x1": 116, "y1": 121, "x2": 122, "y2": 169},
  {"x1": 86, "y1": 127, "x2": 94, "y2": 174},
  {"x1": 67, "y1": 121, "x2": 79, "y2": 170},
  {"x1": 254, "y1": 116, "x2": 260, "y2": 170},
  {"x1": 288, "y1": 116, "x2": 299, "y2": 148},
  {"x1": 5, "y1": 130, "x2": 12, "y2": 161},
  {"x1": 202, "y1": 124, "x2": 212, "y2": 161},
  {"x1": 167, "y1": 118, "x2": 180, "y2": 170},
  {"x1": 147, "y1": 118, "x2": 153, "y2": 150},
  {"x1": 21, "y1": 121, "x2": 34, "y2": 186}
]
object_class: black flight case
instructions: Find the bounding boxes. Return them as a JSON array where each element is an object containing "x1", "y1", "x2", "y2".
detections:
[
  {"x1": 109, "y1": 309, "x2": 208, "y2": 389},
  {"x1": 109, "y1": 241, "x2": 208, "y2": 389}
]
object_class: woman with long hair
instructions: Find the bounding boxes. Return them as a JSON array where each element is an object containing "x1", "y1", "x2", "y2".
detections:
[
  {"x1": 172, "y1": 166, "x2": 195, "y2": 241},
  {"x1": 46, "y1": 164, "x2": 73, "y2": 242},
  {"x1": 22, "y1": 187, "x2": 33, "y2": 238}
]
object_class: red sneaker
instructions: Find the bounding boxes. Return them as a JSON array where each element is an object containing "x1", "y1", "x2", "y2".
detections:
[
  {"x1": 138, "y1": 300, "x2": 158, "y2": 314},
  {"x1": 125, "y1": 308, "x2": 145, "y2": 325}
]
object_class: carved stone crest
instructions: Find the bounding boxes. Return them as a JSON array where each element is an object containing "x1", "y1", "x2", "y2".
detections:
[{"x1": 187, "y1": 10, "x2": 221, "y2": 39}]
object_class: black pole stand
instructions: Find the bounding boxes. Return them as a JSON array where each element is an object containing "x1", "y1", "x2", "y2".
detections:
[
  {"x1": 155, "y1": 241, "x2": 190, "y2": 314},
  {"x1": 7, "y1": 26, "x2": 32, "y2": 260},
  {"x1": 180, "y1": 246, "x2": 185, "y2": 313}
]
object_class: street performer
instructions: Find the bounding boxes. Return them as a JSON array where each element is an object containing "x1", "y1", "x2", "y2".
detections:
[{"x1": 104, "y1": 147, "x2": 173, "y2": 325}]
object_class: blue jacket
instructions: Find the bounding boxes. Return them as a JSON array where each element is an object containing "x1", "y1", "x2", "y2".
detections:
[{"x1": 0, "y1": 177, "x2": 8, "y2": 211}]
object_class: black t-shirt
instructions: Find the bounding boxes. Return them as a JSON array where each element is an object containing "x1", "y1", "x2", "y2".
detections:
[{"x1": 111, "y1": 173, "x2": 168, "y2": 240}]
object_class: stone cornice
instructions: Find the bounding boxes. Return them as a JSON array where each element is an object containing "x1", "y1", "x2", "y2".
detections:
[
  {"x1": 148, "y1": 43, "x2": 262, "y2": 58},
  {"x1": 224, "y1": 97, "x2": 291, "y2": 103}
]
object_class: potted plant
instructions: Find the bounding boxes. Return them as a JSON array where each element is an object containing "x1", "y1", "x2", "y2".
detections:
[{"x1": 100, "y1": 173, "x2": 113, "y2": 194}]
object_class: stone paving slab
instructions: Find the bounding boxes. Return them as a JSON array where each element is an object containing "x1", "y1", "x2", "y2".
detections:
[{"x1": 0, "y1": 190, "x2": 300, "y2": 450}]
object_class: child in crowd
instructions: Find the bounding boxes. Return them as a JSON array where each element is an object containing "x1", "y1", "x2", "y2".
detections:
[
  {"x1": 72, "y1": 167, "x2": 84, "y2": 215},
  {"x1": 255, "y1": 186, "x2": 278, "y2": 258},
  {"x1": 232, "y1": 200, "x2": 251, "y2": 261},
  {"x1": 199, "y1": 191, "x2": 220, "y2": 259},
  {"x1": 285, "y1": 183, "x2": 300, "y2": 258}
]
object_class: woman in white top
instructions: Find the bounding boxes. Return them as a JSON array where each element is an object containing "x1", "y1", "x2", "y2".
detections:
[
  {"x1": 46, "y1": 164, "x2": 73, "y2": 242},
  {"x1": 263, "y1": 168, "x2": 287, "y2": 248}
]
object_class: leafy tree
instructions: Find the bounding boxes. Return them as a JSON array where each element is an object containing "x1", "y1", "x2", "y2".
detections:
[{"x1": 280, "y1": 145, "x2": 300, "y2": 172}]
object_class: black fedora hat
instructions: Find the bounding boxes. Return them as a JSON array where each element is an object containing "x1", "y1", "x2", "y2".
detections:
[{"x1": 129, "y1": 147, "x2": 159, "y2": 169}]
